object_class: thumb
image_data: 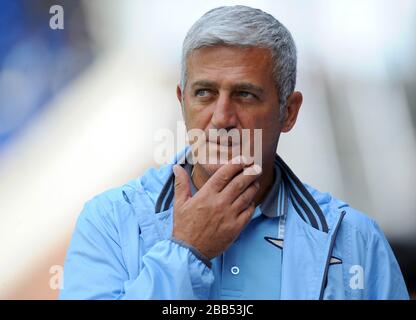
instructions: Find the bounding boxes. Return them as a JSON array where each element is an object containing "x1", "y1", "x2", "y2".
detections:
[{"x1": 173, "y1": 165, "x2": 191, "y2": 206}]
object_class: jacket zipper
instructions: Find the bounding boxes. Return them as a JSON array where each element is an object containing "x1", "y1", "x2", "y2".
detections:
[{"x1": 318, "y1": 210, "x2": 346, "y2": 300}]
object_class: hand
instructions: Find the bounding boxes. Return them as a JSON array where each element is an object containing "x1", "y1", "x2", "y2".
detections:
[{"x1": 172, "y1": 156, "x2": 261, "y2": 260}]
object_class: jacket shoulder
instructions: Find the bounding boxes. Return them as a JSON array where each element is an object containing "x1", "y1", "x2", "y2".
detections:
[
  {"x1": 304, "y1": 183, "x2": 381, "y2": 240},
  {"x1": 78, "y1": 163, "x2": 173, "y2": 224}
]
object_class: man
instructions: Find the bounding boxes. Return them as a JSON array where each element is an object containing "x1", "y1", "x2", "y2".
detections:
[{"x1": 59, "y1": 5, "x2": 409, "y2": 299}]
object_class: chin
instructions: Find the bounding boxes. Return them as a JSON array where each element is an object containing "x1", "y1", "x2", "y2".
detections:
[{"x1": 191, "y1": 144, "x2": 244, "y2": 175}]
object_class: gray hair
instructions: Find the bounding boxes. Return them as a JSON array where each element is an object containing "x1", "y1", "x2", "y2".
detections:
[{"x1": 180, "y1": 5, "x2": 297, "y2": 119}]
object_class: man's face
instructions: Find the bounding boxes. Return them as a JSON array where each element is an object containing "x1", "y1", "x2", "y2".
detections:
[{"x1": 178, "y1": 45, "x2": 284, "y2": 176}]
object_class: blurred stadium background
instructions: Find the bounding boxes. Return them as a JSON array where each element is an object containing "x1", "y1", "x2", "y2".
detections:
[{"x1": 0, "y1": 0, "x2": 415, "y2": 299}]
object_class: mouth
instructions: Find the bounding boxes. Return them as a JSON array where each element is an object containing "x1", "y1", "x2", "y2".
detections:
[
  {"x1": 207, "y1": 137, "x2": 241, "y2": 147},
  {"x1": 206, "y1": 141, "x2": 241, "y2": 152}
]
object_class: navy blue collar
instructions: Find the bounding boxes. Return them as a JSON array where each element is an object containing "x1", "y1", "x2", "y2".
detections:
[{"x1": 275, "y1": 155, "x2": 329, "y2": 232}]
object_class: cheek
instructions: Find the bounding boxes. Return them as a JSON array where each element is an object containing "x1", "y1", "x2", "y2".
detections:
[
  {"x1": 183, "y1": 96, "x2": 204, "y2": 126},
  {"x1": 253, "y1": 113, "x2": 281, "y2": 149},
  {"x1": 184, "y1": 106, "x2": 213, "y2": 132},
  {"x1": 250, "y1": 109, "x2": 281, "y2": 132}
]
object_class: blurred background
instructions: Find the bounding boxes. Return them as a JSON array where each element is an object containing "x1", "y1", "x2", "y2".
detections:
[{"x1": 0, "y1": 0, "x2": 415, "y2": 299}]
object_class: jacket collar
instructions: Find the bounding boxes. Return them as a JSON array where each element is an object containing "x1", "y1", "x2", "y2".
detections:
[{"x1": 275, "y1": 155, "x2": 329, "y2": 233}]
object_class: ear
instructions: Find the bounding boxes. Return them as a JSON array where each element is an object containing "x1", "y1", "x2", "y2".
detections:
[
  {"x1": 176, "y1": 84, "x2": 183, "y2": 105},
  {"x1": 281, "y1": 91, "x2": 303, "y2": 133}
]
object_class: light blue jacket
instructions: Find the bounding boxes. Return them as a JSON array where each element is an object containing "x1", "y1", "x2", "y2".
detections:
[{"x1": 59, "y1": 149, "x2": 409, "y2": 300}]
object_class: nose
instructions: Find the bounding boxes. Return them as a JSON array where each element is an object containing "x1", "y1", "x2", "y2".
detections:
[{"x1": 211, "y1": 93, "x2": 238, "y2": 130}]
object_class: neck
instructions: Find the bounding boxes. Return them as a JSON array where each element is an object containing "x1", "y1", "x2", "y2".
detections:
[{"x1": 252, "y1": 161, "x2": 275, "y2": 205}]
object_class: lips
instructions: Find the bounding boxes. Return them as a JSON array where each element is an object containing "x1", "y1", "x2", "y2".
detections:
[{"x1": 207, "y1": 137, "x2": 240, "y2": 147}]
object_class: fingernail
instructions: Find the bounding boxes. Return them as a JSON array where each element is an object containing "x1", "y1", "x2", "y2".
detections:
[
  {"x1": 252, "y1": 164, "x2": 262, "y2": 175},
  {"x1": 172, "y1": 165, "x2": 178, "y2": 176},
  {"x1": 243, "y1": 164, "x2": 262, "y2": 176}
]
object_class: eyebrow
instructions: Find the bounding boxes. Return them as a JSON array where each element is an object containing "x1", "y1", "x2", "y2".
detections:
[
  {"x1": 190, "y1": 80, "x2": 264, "y2": 96},
  {"x1": 190, "y1": 80, "x2": 217, "y2": 90},
  {"x1": 232, "y1": 83, "x2": 264, "y2": 96}
]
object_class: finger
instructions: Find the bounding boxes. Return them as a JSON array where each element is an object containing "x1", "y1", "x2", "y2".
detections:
[
  {"x1": 235, "y1": 201, "x2": 256, "y2": 230},
  {"x1": 173, "y1": 165, "x2": 191, "y2": 206},
  {"x1": 221, "y1": 164, "x2": 261, "y2": 202},
  {"x1": 204, "y1": 155, "x2": 248, "y2": 193},
  {"x1": 231, "y1": 181, "x2": 260, "y2": 213}
]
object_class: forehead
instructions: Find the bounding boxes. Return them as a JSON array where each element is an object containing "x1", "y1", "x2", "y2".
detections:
[{"x1": 186, "y1": 45, "x2": 274, "y2": 85}]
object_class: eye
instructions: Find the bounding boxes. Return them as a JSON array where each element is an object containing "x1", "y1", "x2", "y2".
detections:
[
  {"x1": 195, "y1": 89, "x2": 211, "y2": 97},
  {"x1": 237, "y1": 91, "x2": 257, "y2": 99}
]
